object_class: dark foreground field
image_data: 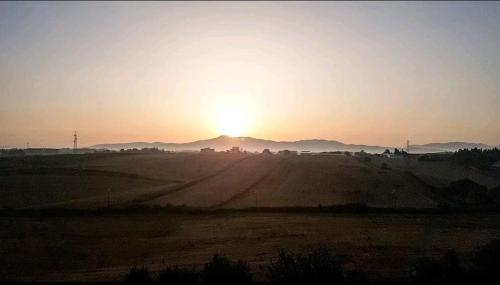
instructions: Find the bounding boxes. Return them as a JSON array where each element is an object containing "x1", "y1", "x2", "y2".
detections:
[{"x1": 2, "y1": 211, "x2": 500, "y2": 282}]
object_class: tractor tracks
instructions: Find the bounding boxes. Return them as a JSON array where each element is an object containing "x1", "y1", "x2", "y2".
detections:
[
  {"x1": 210, "y1": 157, "x2": 289, "y2": 209},
  {"x1": 120, "y1": 155, "x2": 258, "y2": 206}
]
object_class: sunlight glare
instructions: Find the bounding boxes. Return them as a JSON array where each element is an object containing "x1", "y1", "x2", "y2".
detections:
[{"x1": 214, "y1": 102, "x2": 252, "y2": 137}]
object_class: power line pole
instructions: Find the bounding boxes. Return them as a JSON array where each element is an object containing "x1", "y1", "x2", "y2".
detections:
[
  {"x1": 406, "y1": 139, "x2": 410, "y2": 154},
  {"x1": 73, "y1": 131, "x2": 78, "y2": 153}
]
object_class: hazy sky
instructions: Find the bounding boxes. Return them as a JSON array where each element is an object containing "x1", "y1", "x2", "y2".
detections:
[{"x1": 1, "y1": 1, "x2": 500, "y2": 148}]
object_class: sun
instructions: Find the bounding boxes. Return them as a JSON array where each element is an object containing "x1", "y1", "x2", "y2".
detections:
[
  {"x1": 215, "y1": 109, "x2": 249, "y2": 137},
  {"x1": 214, "y1": 105, "x2": 251, "y2": 137}
]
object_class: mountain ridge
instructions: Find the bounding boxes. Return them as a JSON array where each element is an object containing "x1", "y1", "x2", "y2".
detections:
[{"x1": 90, "y1": 136, "x2": 494, "y2": 153}]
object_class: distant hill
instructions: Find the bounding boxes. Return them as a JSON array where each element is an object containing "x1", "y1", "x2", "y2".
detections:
[
  {"x1": 410, "y1": 142, "x2": 493, "y2": 153},
  {"x1": 92, "y1": 136, "x2": 386, "y2": 152},
  {"x1": 91, "y1": 136, "x2": 494, "y2": 153}
]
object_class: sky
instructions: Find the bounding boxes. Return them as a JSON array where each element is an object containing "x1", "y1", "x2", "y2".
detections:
[{"x1": 1, "y1": 1, "x2": 500, "y2": 148}]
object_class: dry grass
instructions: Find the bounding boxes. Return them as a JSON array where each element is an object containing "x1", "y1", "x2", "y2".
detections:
[
  {"x1": 2, "y1": 153, "x2": 499, "y2": 210},
  {"x1": 1, "y1": 212, "x2": 500, "y2": 282}
]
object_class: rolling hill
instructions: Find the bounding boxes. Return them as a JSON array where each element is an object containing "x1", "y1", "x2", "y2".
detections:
[{"x1": 92, "y1": 136, "x2": 494, "y2": 153}]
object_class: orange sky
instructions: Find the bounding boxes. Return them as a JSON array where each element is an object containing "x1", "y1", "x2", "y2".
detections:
[{"x1": 1, "y1": 2, "x2": 500, "y2": 148}]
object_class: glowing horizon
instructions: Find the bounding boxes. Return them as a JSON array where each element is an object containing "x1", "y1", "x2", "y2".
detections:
[{"x1": 1, "y1": 2, "x2": 500, "y2": 148}]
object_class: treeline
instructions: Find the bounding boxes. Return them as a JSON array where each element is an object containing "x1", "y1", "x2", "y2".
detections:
[
  {"x1": 124, "y1": 240, "x2": 500, "y2": 284},
  {"x1": 119, "y1": 147, "x2": 168, "y2": 154},
  {"x1": 451, "y1": 148, "x2": 500, "y2": 170},
  {"x1": 7, "y1": 202, "x2": 500, "y2": 217},
  {"x1": 125, "y1": 248, "x2": 363, "y2": 284}
]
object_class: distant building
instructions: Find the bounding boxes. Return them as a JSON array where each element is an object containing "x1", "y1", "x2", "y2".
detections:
[
  {"x1": 278, "y1": 149, "x2": 298, "y2": 156},
  {"x1": 200, "y1": 147, "x2": 215, "y2": 153},
  {"x1": 385, "y1": 153, "x2": 404, "y2": 159},
  {"x1": 300, "y1": 151, "x2": 313, "y2": 156},
  {"x1": 228, "y1": 146, "x2": 242, "y2": 153},
  {"x1": 319, "y1": 151, "x2": 344, "y2": 156},
  {"x1": 354, "y1": 150, "x2": 369, "y2": 157}
]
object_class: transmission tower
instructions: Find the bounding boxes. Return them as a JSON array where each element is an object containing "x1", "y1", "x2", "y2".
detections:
[{"x1": 73, "y1": 131, "x2": 78, "y2": 152}]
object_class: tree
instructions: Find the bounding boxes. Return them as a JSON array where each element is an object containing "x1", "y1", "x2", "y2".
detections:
[
  {"x1": 201, "y1": 254, "x2": 253, "y2": 285},
  {"x1": 125, "y1": 266, "x2": 154, "y2": 284}
]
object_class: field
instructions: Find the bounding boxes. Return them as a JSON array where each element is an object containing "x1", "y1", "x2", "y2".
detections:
[
  {"x1": 1, "y1": 152, "x2": 500, "y2": 282},
  {"x1": 2, "y1": 152, "x2": 499, "y2": 210},
  {"x1": 2, "y1": 212, "x2": 500, "y2": 282}
]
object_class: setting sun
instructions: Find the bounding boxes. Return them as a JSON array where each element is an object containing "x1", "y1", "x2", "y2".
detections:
[{"x1": 214, "y1": 107, "x2": 250, "y2": 137}]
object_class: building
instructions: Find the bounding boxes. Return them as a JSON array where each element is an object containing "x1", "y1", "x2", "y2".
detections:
[
  {"x1": 200, "y1": 147, "x2": 215, "y2": 153},
  {"x1": 354, "y1": 150, "x2": 368, "y2": 157},
  {"x1": 262, "y1": 149, "x2": 272, "y2": 154},
  {"x1": 319, "y1": 151, "x2": 344, "y2": 156},
  {"x1": 278, "y1": 149, "x2": 298, "y2": 156},
  {"x1": 228, "y1": 146, "x2": 242, "y2": 153}
]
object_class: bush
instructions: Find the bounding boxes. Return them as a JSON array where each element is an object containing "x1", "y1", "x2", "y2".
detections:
[
  {"x1": 412, "y1": 250, "x2": 464, "y2": 283},
  {"x1": 412, "y1": 258, "x2": 443, "y2": 283},
  {"x1": 440, "y1": 250, "x2": 464, "y2": 283},
  {"x1": 125, "y1": 266, "x2": 154, "y2": 284},
  {"x1": 201, "y1": 254, "x2": 253, "y2": 285},
  {"x1": 267, "y1": 247, "x2": 344, "y2": 284},
  {"x1": 471, "y1": 239, "x2": 500, "y2": 282},
  {"x1": 158, "y1": 266, "x2": 199, "y2": 285}
]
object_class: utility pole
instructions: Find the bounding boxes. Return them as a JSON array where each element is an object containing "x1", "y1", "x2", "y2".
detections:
[
  {"x1": 73, "y1": 131, "x2": 78, "y2": 153},
  {"x1": 406, "y1": 139, "x2": 410, "y2": 154},
  {"x1": 26, "y1": 142, "x2": 29, "y2": 149}
]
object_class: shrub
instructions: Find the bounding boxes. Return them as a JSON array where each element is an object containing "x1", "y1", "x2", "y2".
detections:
[
  {"x1": 411, "y1": 250, "x2": 464, "y2": 283},
  {"x1": 412, "y1": 258, "x2": 443, "y2": 283},
  {"x1": 125, "y1": 266, "x2": 154, "y2": 284},
  {"x1": 471, "y1": 239, "x2": 500, "y2": 282},
  {"x1": 267, "y1": 247, "x2": 344, "y2": 284},
  {"x1": 440, "y1": 250, "x2": 464, "y2": 283},
  {"x1": 158, "y1": 266, "x2": 199, "y2": 285},
  {"x1": 200, "y1": 254, "x2": 253, "y2": 285}
]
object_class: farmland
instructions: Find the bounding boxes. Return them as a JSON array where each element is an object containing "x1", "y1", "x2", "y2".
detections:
[
  {"x1": 2, "y1": 152, "x2": 499, "y2": 210},
  {"x1": 1, "y1": 152, "x2": 500, "y2": 282},
  {"x1": 2, "y1": 212, "x2": 500, "y2": 282}
]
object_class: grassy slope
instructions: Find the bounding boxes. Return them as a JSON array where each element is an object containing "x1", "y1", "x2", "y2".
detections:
[
  {"x1": 82, "y1": 152, "x2": 248, "y2": 181},
  {"x1": 147, "y1": 155, "x2": 438, "y2": 208},
  {"x1": 147, "y1": 154, "x2": 284, "y2": 207},
  {"x1": 221, "y1": 156, "x2": 438, "y2": 208},
  {"x1": 0, "y1": 173, "x2": 169, "y2": 209},
  {"x1": 0, "y1": 153, "x2": 249, "y2": 209},
  {"x1": 371, "y1": 157, "x2": 500, "y2": 188},
  {"x1": 1, "y1": 153, "x2": 499, "y2": 210}
]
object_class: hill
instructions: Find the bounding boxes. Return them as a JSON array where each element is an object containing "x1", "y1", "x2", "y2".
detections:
[
  {"x1": 91, "y1": 136, "x2": 493, "y2": 153},
  {"x1": 410, "y1": 142, "x2": 493, "y2": 153},
  {"x1": 91, "y1": 136, "x2": 385, "y2": 152},
  {"x1": 3, "y1": 152, "x2": 499, "y2": 210}
]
